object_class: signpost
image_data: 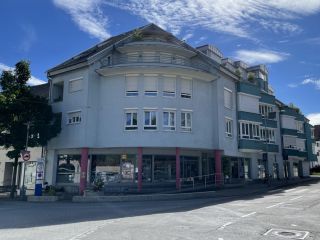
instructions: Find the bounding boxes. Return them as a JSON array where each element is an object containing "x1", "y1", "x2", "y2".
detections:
[{"x1": 35, "y1": 158, "x2": 45, "y2": 196}]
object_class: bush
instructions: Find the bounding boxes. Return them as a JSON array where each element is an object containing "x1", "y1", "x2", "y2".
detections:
[
  {"x1": 93, "y1": 178, "x2": 104, "y2": 192},
  {"x1": 310, "y1": 165, "x2": 320, "y2": 173}
]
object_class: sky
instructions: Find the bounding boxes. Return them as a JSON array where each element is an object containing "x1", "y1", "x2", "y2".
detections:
[{"x1": 0, "y1": 0, "x2": 319, "y2": 124}]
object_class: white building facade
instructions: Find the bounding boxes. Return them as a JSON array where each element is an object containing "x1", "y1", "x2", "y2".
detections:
[{"x1": 44, "y1": 24, "x2": 316, "y2": 194}]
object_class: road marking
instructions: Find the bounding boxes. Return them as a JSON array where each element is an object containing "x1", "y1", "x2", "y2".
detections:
[
  {"x1": 293, "y1": 189, "x2": 307, "y2": 194},
  {"x1": 266, "y1": 202, "x2": 285, "y2": 209},
  {"x1": 310, "y1": 190, "x2": 319, "y2": 194},
  {"x1": 218, "y1": 238, "x2": 224, "y2": 240},
  {"x1": 218, "y1": 222, "x2": 233, "y2": 230},
  {"x1": 290, "y1": 196, "x2": 303, "y2": 201},
  {"x1": 285, "y1": 188, "x2": 296, "y2": 192},
  {"x1": 263, "y1": 229, "x2": 273, "y2": 236},
  {"x1": 241, "y1": 212, "x2": 256, "y2": 218}
]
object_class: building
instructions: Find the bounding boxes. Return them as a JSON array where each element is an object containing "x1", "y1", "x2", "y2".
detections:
[
  {"x1": 0, "y1": 84, "x2": 49, "y2": 193},
  {"x1": 44, "y1": 24, "x2": 316, "y2": 194},
  {"x1": 312, "y1": 125, "x2": 320, "y2": 167}
]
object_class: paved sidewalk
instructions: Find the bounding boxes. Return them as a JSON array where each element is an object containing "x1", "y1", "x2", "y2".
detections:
[{"x1": 73, "y1": 176, "x2": 320, "y2": 203}]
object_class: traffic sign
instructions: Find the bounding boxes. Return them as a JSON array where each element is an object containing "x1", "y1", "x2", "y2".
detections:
[{"x1": 21, "y1": 150, "x2": 30, "y2": 161}]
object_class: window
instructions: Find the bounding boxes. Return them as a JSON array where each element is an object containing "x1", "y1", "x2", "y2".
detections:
[
  {"x1": 126, "y1": 74, "x2": 139, "y2": 96},
  {"x1": 181, "y1": 111, "x2": 192, "y2": 131},
  {"x1": 144, "y1": 110, "x2": 157, "y2": 130},
  {"x1": 144, "y1": 74, "x2": 158, "y2": 96},
  {"x1": 283, "y1": 135, "x2": 297, "y2": 149},
  {"x1": 163, "y1": 110, "x2": 176, "y2": 131},
  {"x1": 52, "y1": 81, "x2": 64, "y2": 102},
  {"x1": 296, "y1": 121, "x2": 304, "y2": 133},
  {"x1": 225, "y1": 118, "x2": 233, "y2": 137},
  {"x1": 224, "y1": 88, "x2": 232, "y2": 109},
  {"x1": 239, "y1": 121, "x2": 260, "y2": 140},
  {"x1": 67, "y1": 111, "x2": 81, "y2": 125},
  {"x1": 296, "y1": 138, "x2": 306, "y2": 151},
  {"x1": 106, "y1": 55, "x2": 112, "y2": 66},
  {"x1": 163, "y1": 75, "x2": 176, "y2": 97},
  {"x1": 125, "y1": 110, "x2": 138, "y2": 130},
  {"x1": 69, "y1": 78, "x2": 83, "y2": 93},
  {"x1": 181, "y1": 78, "x2": 192, "y2": 98},
  {"x1": 260, "y1": 128, "x2": 276, "y2": 143},
  {"x1": 259, "y1": 104, "x2": 274, "y2": 118}
]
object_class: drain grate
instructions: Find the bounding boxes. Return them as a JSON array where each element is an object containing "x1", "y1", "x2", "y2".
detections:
[{"x1": 264, "y1": 228, "x2": 309, "y2": 239}]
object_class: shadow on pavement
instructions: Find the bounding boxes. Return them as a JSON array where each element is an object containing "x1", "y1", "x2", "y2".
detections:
[{"x1": 0, "y1": 177, "x2": 319, "y2": 230}]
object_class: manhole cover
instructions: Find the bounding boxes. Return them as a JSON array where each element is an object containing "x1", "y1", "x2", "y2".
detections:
[{"x1": 264, "y1": 228, "x2": 309, "y2": 239}]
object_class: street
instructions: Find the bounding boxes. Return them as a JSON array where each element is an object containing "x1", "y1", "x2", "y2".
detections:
[{"x1": 0, "y1": 180, "x2": 320, "y2": 240}]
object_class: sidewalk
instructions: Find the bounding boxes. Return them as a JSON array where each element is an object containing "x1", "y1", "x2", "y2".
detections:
[{"x1": 72, "y1": 176, "x2": 320, "y2": 203}]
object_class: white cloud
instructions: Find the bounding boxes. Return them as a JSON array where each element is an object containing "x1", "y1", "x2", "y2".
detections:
[
  {"x1": 53, "y1": 0, "x2": 110, "y2": 40},
  {"x1": 307, "y1": 113, "x2": 320, "y2": 125},
  {"x1": 0, "y1": 63, "x2": 46, "y2": 86},
  {"x1": 19, "y1": 24, "x2": 37, "y2": 52},
  {"x1": 234, "y1": 49, "x2": 289, "y2": 64},
  {"x1": 182, "y1": 33, "x2": 193, "y2": 41},
  {"x1": 105, "y1": 0, "x2": 320, "y2": 38},
  {"x1": 288, "y1": 83, "x2": 298, "y2": 88},
  {"x1": 301, "y1": 78, "x2": 320, "y2": 89}
]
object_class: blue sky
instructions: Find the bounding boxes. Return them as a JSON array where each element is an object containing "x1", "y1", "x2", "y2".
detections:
[{"x1": 0, "y1": 0, "x2": 319, "y2": 124}]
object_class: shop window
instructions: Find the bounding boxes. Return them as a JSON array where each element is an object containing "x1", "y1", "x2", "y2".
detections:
[{"x1": 56, "y1": 154, "x2": 81, "y2": 184}]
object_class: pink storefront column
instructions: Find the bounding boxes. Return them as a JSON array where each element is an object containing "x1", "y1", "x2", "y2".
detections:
[
  {"x1": 176, "y1": 147, "x2": 181, "y2": 190},
  {"x1": 214, "y1": 149, "x2": 223, "y2": 186},
  {"x1": 79, "y1": 148, "x2": 89, "y2": 195},
  {"x1": 138, "y1": 147, "x2": 143, "y2": 192}
]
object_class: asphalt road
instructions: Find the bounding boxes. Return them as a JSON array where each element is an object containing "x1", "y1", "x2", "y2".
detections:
[{"x1": 0, "y1": 180, "x2": 319, "y2": 240}]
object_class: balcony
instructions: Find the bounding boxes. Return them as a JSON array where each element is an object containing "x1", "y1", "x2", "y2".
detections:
[
  {"x1": 283, "y1": 148, "x2": 307, "y2": 158},
  {"x1": 101, "y1": 54, "x2": 210, "y2": 73},
  {"x1": 238, "y1": 139, "x2": 264, "y2": 152}
]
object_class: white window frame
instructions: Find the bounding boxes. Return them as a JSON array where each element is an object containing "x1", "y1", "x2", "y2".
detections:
[
  {"x1": 296, "y1": 121, "x2": 304, "y2": 133},
  {"x1": 181, "y1": 110, "x2": 192, "y2": 132},
  {"x1": 144, "y1": 109, "x2": 157, "y2": 130},
  {"x1": 67, "y1": 110, "x2": 82, "y2": 125},
  {"x1": 239, "y1": 121, "x2": 260, "y2": 140},
  {"x1": 224, "y1": 87, "x2": 233, "y2": 109},
  {"x1": 124, "y1": 109, "x2": 138, "y2": 131},
  {"x1": 225, "y1": 118, "x2": 233, "y2": 138},
  {"x1": 163, "y1": 109, "x2": 176, "y2": 131},
  {"x1": 259, "y1": 104, "x2": 274, "y2": 118},
  {"x1": 260, "y1": 128, "x2": 276, "y2": 144}
]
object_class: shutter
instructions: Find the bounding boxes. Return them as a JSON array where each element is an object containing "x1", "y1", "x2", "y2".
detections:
[
  {"x1": 284, "y1": 136, "x2": 296, "y2": 148},
  {"x1": 224, "y1": 88, "x2": 232, "y2": 109},
  {"x1": 181, "y1": 78, "x2": 192, "y2": 95},
  {"x1": 126, "y1": 75, "x2": 139, "y2": 92},
  {"x1": 163, "y1": 76, "x2": 175, "y2": 93},
  {"x1": 144, "y1": 75, "x2": 158, "y2": 91},
  {"x1": 69, "y1": 79, "x2": 83, "y2": 92}
]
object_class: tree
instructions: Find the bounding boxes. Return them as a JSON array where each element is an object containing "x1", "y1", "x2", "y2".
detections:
[{"x1": 0, "y1": 60, "x2": 61, "y2": 198}]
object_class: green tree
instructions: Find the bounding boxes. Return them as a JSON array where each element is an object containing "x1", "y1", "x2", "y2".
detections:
[{"x1": 0, "y1": 60, "x2": 61, "y2": 198}]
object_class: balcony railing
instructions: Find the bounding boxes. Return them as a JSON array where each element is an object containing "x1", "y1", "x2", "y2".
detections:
[{"x1": 102, "y1": 54, "x2": 210, "y2": 72}]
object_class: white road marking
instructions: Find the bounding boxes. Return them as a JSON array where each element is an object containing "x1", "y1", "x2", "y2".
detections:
[
  {"x1": 284, "y1": 188, "x2": 296, "y2": 192},
  {"x1": 263, "y1": 229, "x2": 273, "y2": 236},
  {"x1": 218, "y1": 222, "x2": 233, "y2": 230},
  {"x1": 310, "y1": 190, "x2": 318, "y2": 194},
  {"x1": 266, "y1": 202, "x2": 285, "y2": 209},
  {"x1": 290, "y1": 196, "x2": 303, "y2": 201},
  {"x1": 218, "y1": 238, "x2": 224, "y2": 240},
  {"x1": 241, "y1": 212, "x2": 256, "y2": 218},
  {"x1": 293, "y1": 189, "x2": 307, "y2": 194}
]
